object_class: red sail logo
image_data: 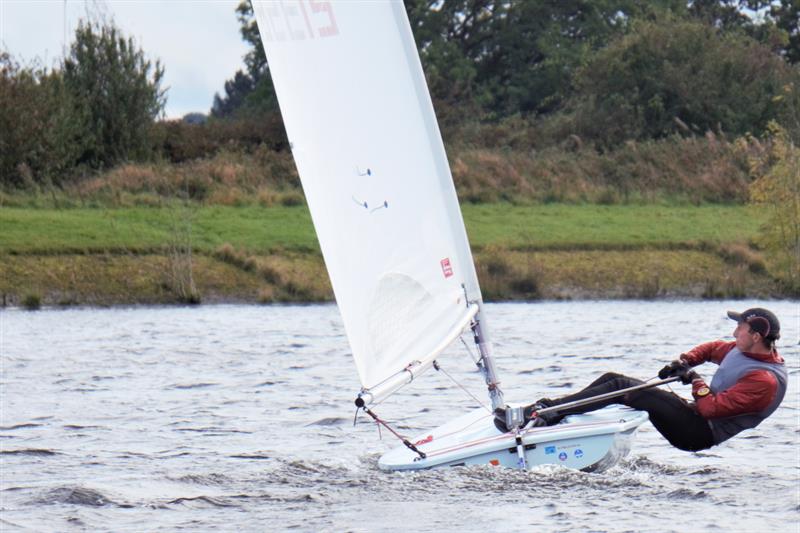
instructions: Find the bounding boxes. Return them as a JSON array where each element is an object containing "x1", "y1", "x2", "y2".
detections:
[{"x1": 440, "y1": 258, "x2": 453, "y2": 278}]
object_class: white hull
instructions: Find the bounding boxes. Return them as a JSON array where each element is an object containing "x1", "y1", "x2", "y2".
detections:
[{"x1": 379, "y1": 406, "x2": 649, "y2": 472}]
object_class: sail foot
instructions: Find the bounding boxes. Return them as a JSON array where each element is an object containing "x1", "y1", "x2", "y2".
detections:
[{"x1": 355, "y1": 303, "x2": 479, "y2": 407}]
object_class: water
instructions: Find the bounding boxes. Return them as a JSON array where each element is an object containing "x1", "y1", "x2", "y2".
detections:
[{"x1": 1, "y1": 300, "x2": 798, "y2": 532}]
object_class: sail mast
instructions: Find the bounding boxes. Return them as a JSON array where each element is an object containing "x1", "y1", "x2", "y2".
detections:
[
  {"x1": 385, "y1": 0, "x2": 504, "y2": 409},
  {"x1": 472, "y1": 309, "x2": 504, "y2": 410}
]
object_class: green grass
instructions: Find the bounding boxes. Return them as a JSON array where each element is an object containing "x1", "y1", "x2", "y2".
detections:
[
  {"x1": 0, "y1": 203, "x2": 781, "y2": 304},
  {"x1": 0, "y1": 205, "x2": 319, "y2": 254},
  {"x1": 0, "y1": 203, "x2": 759, "y2": 255},
  {"x1": 463, "y1": 204, "x2": 760, "y2": 249}
]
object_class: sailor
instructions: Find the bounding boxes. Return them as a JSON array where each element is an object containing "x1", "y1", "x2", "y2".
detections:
[{"x1": 495, "y1": 308, "x2": 787, "y2": 452}]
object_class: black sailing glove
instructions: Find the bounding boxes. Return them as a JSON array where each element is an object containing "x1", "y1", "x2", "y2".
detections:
[
  {"x1": 675, "y1": 366, "x2": 701, "y2": 385},
  {"x1": 658, "y1": 359, "x2": 688, "y2": 380}
]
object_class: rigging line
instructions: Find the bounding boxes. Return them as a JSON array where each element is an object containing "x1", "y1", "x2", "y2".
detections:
[
  {"x1": 460, "y1": 335, "x2": 483, "y2": 369},
  {"x1": 362, "y1": 407, "x2": 426, "y2": 460},
  {"x1": 422, "y1": 411, "x2": 495, "y2": 446},
  {"x1": 433, "y1": 361, "x2": 491, "y2": 413}
]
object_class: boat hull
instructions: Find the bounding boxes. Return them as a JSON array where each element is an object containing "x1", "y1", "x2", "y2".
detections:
[{"x1": 378, "y1": 405, "x2": 649, "y2": 472}]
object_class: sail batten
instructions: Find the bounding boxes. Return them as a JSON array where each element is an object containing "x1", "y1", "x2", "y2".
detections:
[{"x1": 254, "y1": 0, "x2": 487, "y2": 399}]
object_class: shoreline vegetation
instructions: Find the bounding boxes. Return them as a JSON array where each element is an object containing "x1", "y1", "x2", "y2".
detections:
[
  {"x1": 0, "y1": 202, "x2": 784, "y2": 309},
  {"x1": 3, "y1": 5, "x2": 798, "y2": 309}
]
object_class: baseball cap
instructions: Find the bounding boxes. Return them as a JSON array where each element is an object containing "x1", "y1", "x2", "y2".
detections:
[{"x1": 727, "y1": 308, "x2": 781, "y2": 340}]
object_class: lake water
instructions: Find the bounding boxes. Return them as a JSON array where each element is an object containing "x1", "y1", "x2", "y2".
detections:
[{"x1": 1, "y1": 300, "x2": 798, "y2": 532}]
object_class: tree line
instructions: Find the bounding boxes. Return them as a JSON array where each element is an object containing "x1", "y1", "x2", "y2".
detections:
[
  {"x1": 216, "y1": 1, "x2": 798, "y2": 143},
  {"x1": 1, "y1": 1, "x2": 798, "y2": 190}
]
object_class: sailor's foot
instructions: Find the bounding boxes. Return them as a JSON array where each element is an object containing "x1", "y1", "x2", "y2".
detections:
[
  {"x1": 493, "y1": 407, "x2": 510, "y2": 433},
  {"x1": 528, "y1": 412, "x2": 552, "y2": 427},
  {"x1": 494, "y1": 405, "x2": 550, "y2": 432},
  {"x1": 494, "y1": 399, "x2": 562, "y2": 433},
  {"x1": 534, "y1": 397, "x2": 556, "y2": 408},
  {"x1": 493, "y1": 406, "x2": 530, "y2": 432},
  {"x1": 525, "y1": 400, "x2": 558, "y2": 427}
]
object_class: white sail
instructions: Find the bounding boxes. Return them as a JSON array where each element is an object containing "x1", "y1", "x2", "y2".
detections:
[{"x1": 253, "y1": 0, "x2": 485, "y2": 402}]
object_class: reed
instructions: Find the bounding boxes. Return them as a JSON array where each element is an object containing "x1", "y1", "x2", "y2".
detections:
[{"x1": 165, "y1": 203, "x2": 200, "y2": 305}]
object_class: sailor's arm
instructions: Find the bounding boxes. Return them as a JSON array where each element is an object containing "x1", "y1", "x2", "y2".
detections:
[
  {"x1": 680, "y1": 340, "x2": 736, "y2": 366},
  {"x1": 692, "y1": 370, "x2": 778, "y2": 418}
]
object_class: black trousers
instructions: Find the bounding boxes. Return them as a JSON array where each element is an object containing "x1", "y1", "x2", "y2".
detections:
[{"x1": 546, "y1": 372, "x2": 715, "y2": 452}]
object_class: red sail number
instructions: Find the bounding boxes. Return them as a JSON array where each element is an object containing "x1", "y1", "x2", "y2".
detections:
[{"x1": 256, "y1": 0, "x2": 339, "y2": 42}]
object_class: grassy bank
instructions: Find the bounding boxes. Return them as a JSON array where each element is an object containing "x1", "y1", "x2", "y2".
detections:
[
  {"x1": 0, "y1": 204, "x2": 761, "y2": 254},
  {"x1": 0, "y1": 203, "x2": 781, "y2": 307},
  {"x1": 1, "y1": 133, "x2": 757, "y2": 208},
  {"x1": 0, "y1": 247, "x2": 776, "y2": 308},
  {"x1": 0, "y1": 205, "x2": 318, "y2": 254}
]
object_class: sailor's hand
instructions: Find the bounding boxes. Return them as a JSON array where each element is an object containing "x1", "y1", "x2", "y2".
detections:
[
  {"x1": 675, "y1": 366, "x2": 701, "y2": 385},
  {"x1": 658, "y1": 359, "x2": 687, "y2": 379}
]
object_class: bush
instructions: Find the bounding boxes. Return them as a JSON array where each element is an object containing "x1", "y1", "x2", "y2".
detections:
[
  {"x1": 564, "y1": 16, "x2": 800, "y2": 147},
  {"x1": 449, "y1": 131, "x2": 751, "y2": 204},
  {"x1": 1, "y1": 20, "x2": 166, "y2": 188},
  {"x1": 0, "y1": 54, "x2": 86, "y2": 188},
  {"x1": 63, "y1": 21, "x2": 166, "y2": 169},
  {"x1": 153, "y1": 114, "x2": 288, "y2": 163},
  {"x1": 747, "y1": 123, "x2": 800, "y2": 293},
  {"x1": 716, "y1": 243, "x2": 768, "y2": 274},
  {"x1": 278, "y1": 191, "x2": 305, "y2": 207},
  {"x1": 21, "y1": 292, "x2": 42, "y2": 310}
]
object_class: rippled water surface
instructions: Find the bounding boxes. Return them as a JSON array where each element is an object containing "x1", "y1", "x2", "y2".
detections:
[{"x1": 2, "y1": 300, "x2": 798, "y2": 532}]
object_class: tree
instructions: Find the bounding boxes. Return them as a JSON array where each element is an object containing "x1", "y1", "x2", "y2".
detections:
[
  {"x1": 236, "y1": 0, "x2": 266, "y2": 79},
  {"x1": 405, "y1": 0, "x2": 687, "y2": 120},
  {"x1": 212, "y1": 1, "x2": 279, "y2": 118},
  {"x1": 63, "y1": 21, "x2": 166, "y2": 169},
  {"x1": 212, "y1": 69, "x2": 255, "y2": 118},
  {"x1": 747, "y1": 122, "x2": 800, "y2": 293},
  {"x1": 769, "y1": 0, "x2": 800, "y2": 63},
  {"x1": 218, "y1": 0, "x2": 797, "y2": 134},
  {"x1": 221, "y1": 0, "x2": 671, "y2": 122},
  {"x1": 687, "y1": 0, "x2": 769, "y2": 30},
  {"x1": 0, "y1": 53, "x2": 87, "y2": 187},
  {"x1": 565, "y1": 16, "x2": 800, "y2": 146}
]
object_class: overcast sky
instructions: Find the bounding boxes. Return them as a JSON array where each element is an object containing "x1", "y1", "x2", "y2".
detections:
[{"x1": 0, "y1": 0, "x2": 250, "y2": 118}]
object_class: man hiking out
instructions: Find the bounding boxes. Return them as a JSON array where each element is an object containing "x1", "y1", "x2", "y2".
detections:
[{"x1": 495, "y1": 308, "x2": 787, "y2": 452}]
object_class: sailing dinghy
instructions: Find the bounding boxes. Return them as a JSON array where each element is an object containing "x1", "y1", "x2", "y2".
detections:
[{"x1": 253, "y1": 0, "x2": 648, "y2": 472}]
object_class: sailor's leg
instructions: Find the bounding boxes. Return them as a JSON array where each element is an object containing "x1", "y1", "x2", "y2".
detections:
[
  {"x1": 530, "y1": 372, "x2": 643, "y2": 425},
  {"x1": 544, "y1": 372, "x2": 714, "y2": 451},
  {"x1": 622, "y1": 387, "x2": 715, "y2": 451},
  {"x1": 542, "y1": 372, "x2": 645, "y2": 411}
]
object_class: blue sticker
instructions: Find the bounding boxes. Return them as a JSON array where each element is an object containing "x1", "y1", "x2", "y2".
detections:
[
  {"x1": 545, "y1": 446, "x2": 556, "y2": 455},
  {"x1": 574, "y1": 449, "x2": 584, "y2": 458},
  {"x1": 558, "y1": 452, "x2": 568, "y2": 461}
]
